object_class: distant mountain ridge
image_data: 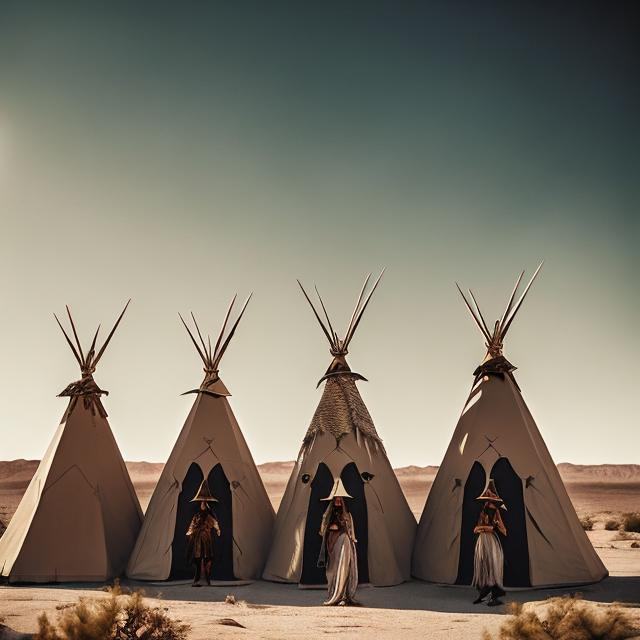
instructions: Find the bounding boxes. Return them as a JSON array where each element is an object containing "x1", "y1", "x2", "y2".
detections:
[{"x1": 1, "y1": 460, "x2": 639, "y2": 487}]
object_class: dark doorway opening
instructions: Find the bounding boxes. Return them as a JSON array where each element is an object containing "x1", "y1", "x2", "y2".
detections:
[
  {"x1": 207, "y1": 463, "x2": 235, "y2": 581},
  {"x1": 456, "y1": 461, "x2": 486, "y2": 585},
  {"x1": 456, "y1": 458, "x2": 531, "y2": 587},
  {"x1": 491, "y1": 457, "x2": 531, "y2": 587},
  {"x1": 300, "y1": 462, "x2": 334, "y2": 585},
  {"x1": 340, "y1": 462, "x2": 370, "y2": 584},
  {"x1": 300, "y1": 462, "x2": 370, "y2": 585},
  {"x1": 171, "y1": 462, "x2": 203, "y2": 579},
  {"x1": 170, "y1": 462, "x2": 235, "y2": 581}
]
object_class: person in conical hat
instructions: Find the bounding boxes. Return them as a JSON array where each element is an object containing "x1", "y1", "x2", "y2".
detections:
[
  {"x1": 472, "y1": 478, "x2": 507, "y2": 606},
  {"x1": 317, "y1": 478, "x2": 358, "y2": 606},
  {"x1": 186, "y1": 480, "x2": 221, "y2": 586}
]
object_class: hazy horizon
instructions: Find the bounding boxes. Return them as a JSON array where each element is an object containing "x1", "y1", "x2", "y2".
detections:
[{"x1": 0, "y1": 3, "x2": 637, "y2": 467}]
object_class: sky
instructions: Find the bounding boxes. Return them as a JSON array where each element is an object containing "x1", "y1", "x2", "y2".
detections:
[{"x1": 0, "y1": 2, "x2": 638, "y2": 467}]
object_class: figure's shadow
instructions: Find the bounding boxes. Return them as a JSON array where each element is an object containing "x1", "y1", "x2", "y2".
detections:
[{"x1": 4, "y1": 576, "x2": 638, "y2": 614}]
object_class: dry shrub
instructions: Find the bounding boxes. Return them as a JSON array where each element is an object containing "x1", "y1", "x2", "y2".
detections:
[
  {"x1": 34, "y1": 588, "x2": 190, "y2": 640},
  {"x1": 615, "y1": 531, "x2": 635, "y2": 541},
  {"x1": 631, "y1": 541, "x2": 640, "y2": 548},
  {"x1": 621, "y1": 513, "x2": 640, "y2": 533},
  {"x1": 483, "y1": 596, "x2": 638, "y2": 640},
  {"x1": 605, "y1": 519, "x2": 621, "y2": 531},
  {"x1": 580, "y1": 515, "x2": 595, "y2": 531}
]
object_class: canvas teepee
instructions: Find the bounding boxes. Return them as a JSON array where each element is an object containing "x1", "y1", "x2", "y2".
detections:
[
  {"x1": 0, "y1": 302, "x2": 142, "y2": 583},
  {"x1": 263, "y1": 272, "x2": 416, "y2": 587},
  {"x1": 127, "y1": 295, "x2": 274, "y2": 581},
  {"x1": 412, "y1": 264, "x2": 608, "y2": 587}
]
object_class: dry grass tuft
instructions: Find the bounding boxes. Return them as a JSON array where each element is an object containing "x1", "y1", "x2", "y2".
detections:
[
  {"x1": 102, "y1": 579, "x2": 133, "y2": 596},
  {"x1": 605, "y1": 519, "x2": 621, "y2": 531},
  {"x1": 622, "y1": 513, "x2": 640, "y2": 533},
  {"x1": 483, "y1": 595, "x2": 638, "y2": 640},
  {"x1": 33, "y1": 588, "x2": 190, "y2": 640},
  {"x1": 580, "y1": 515, "x2": 595, "y2": 531}
]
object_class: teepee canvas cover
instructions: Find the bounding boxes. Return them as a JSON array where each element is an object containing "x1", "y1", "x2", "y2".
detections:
[
  {"x1": 412, "y1": 265, "x2": 607, "y2": 587},
  {"x1": 0, "y1": 303, "x2": 142, "y2": 583},
  {"x1": 127, "y1": 295, "x2": 274, "y2": 581},
  {"x1": 263, "y1": 273, "x2": 416, "y2": 586}
]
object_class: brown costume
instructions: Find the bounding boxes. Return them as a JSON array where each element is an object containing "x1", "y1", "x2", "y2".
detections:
[
  {"x1": 186, "y1": 510, "x2": 220, "y2": 560},
  {"x1": 187, "y1": 480, "x2": 221, "y2": 586}
]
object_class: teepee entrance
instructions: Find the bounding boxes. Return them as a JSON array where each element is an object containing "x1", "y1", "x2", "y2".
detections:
[
  {"x1": 300, "y1": 462, "x2": 369, "y2": 585},
  {"x1": 170, "y1": 463, "x2": 235, "y2": 581},
  {"x1": 455, "y1": 459, "x2": 530, "y2": 587}
]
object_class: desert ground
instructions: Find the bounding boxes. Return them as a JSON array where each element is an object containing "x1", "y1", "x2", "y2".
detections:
[{"x1": 1, "y1": 460, "x2": 639, "y2": 639}]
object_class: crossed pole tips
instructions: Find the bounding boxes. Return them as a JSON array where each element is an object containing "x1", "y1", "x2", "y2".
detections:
[
  {"x1": 297, "y1": 269, "x2": 385, "y2": 354},
  {"x1": 54, "y1": 300, "x2": 131, "y2": 373},
  {"x1": 456, "y1": 261, "x2": 544, "y2": 348},
  {"x1": 179, "y1": 293, "x2": 253, "y2": 372}
]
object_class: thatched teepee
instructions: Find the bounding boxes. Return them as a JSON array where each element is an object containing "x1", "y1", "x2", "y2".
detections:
[{"x1": 263, "y1": 272, "x2": 416, "y2": 586}]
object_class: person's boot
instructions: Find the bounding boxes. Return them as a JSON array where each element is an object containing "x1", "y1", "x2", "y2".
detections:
[
  {"x1": 492, "y1": 585, "x2": 506, "y2": 598},
  {"x1": 487, "y1": 586, "x2": 504, "y2": 607},
  {"x1": 473, "y1": 586, "x2": 491, "y2": 604},
  {"x1": 205, "y1": 560, "x2": 212, "y2": 586},
  {"x1": 192, "y1": 560, "x2": 202, "y2": 587}
]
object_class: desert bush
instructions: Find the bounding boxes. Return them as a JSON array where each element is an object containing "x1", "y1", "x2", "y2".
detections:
[
  {"x1": 580, "y1": 515, "x2": 595, "y2": 531},
  {"x1": 631, "y1": 541, "x2": 640, "y2": 549},
  {"x1": 605, "y1": 519, "x2": 621, "y2": 531},
  {"x1": 34, "y1": 588, "x2": 190, "y2": 640},
  {"x1": 482, "y1": 595, "x2": 638, "y2": 640},
  {"x1": 621, "y1": 512, "x2": 640, "y2": 533},
  {"x1": 615, "y1": 531, "x2": 634, "y2": 541}
]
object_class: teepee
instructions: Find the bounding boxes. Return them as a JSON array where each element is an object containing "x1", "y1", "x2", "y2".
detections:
[
  {"x1": 263, "y1": 272, "x2": 416, "y2": 587},
  {"x1": 0, "y1": 302, "x2": 142, "y2": 583},
  {"x1": 127, "y1": 295, "x2": 274, "y2": 581},
  {"x1": 412, "y1": 264, "x2": 607, "y2": 587}
]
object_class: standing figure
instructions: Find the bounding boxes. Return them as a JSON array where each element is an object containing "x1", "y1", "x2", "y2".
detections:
[
  {"x1": 186, "y1": 480, "x2": 221, "y2": 586},
  {"x1": 472, "y1": 479, "x2": 507, "y2": 606},
  {"x1": 318, "y1": 478, "x2": 358, "y2": 606}
]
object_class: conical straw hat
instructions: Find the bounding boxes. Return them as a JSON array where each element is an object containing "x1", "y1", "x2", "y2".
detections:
[
  {"x1": 321, "y1": 477, "x2": 353, "y2": 501},
  {"x1": 190, "y1": 479, "x2": 219, "y2": 502},
  {"x1": 476, "y1": 478, "x2": 503, "y2": 503}
]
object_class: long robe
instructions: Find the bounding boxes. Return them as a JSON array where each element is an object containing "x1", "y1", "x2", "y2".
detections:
[
  {"x1": 322, "y1": 511, "x2": 358, "y2": 605},
  {"x1": 472, "y1": 503, "x2": 506, "y2": 590}
]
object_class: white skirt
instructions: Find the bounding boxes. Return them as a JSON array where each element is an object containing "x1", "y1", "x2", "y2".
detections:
[
  {"x1": 472, "y1": 531, "x2": 504, "y2": 589},
  {"x1": 324, "y1": 532, "x2": 358, "y2": 605}
]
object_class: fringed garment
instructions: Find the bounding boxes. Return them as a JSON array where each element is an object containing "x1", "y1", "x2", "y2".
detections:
[
  {"x1": 472, "y1": 531, "x2": 504, "y2": 589},
  {"x1": 186, "y1": 512, "x2": 220, "y2": 561}
]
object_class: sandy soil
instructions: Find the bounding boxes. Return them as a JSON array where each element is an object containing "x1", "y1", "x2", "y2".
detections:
[
  {"x1": 1, "y1": 549, "x2": 639, "y2": 640},
  {"x1": 1, "y1": 461, "x2": 639, "y2": 638}
]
